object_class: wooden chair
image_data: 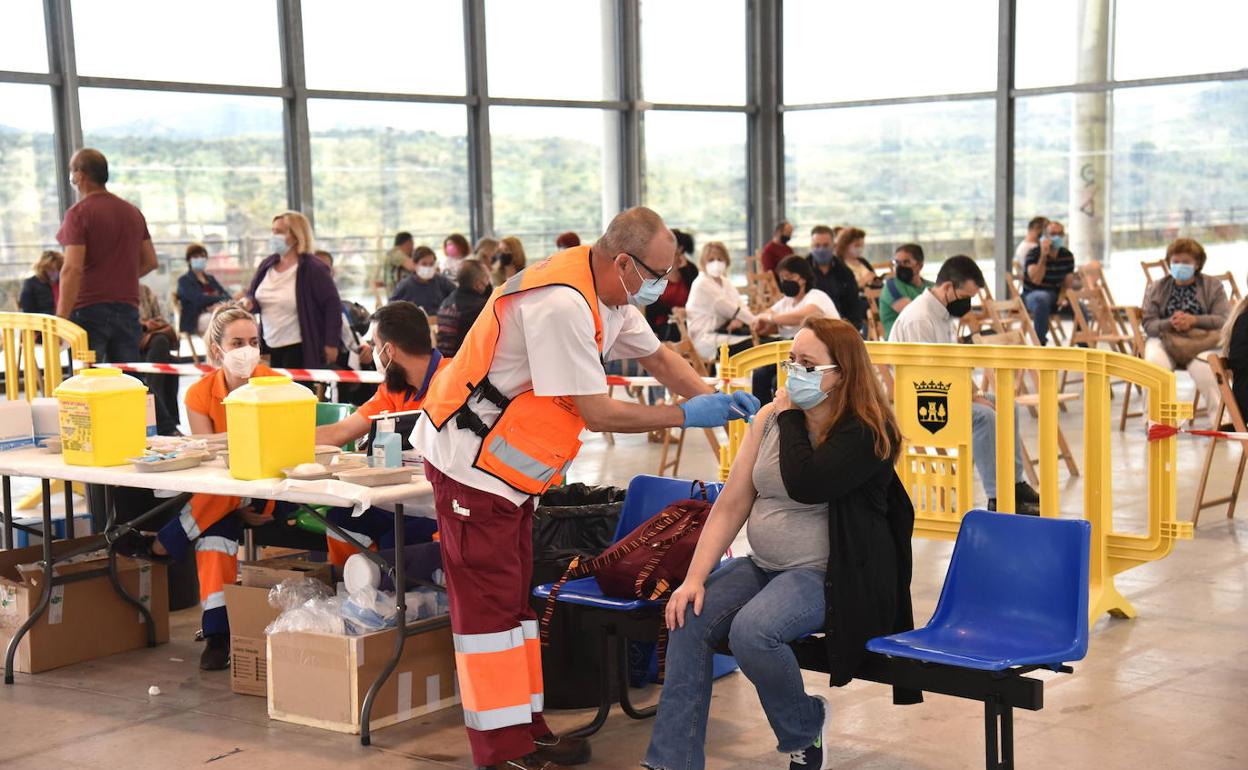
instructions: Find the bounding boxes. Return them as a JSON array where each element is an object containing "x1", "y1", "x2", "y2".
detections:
[
  {"x1": 970, "y1": 330, "x2": 1080, "y2": 484},
  {"x1": 747, "y1": 269, "x2": 781, "y2": 315},
  {"x1": 170, "y1": 292, "x2": 203, "y2": 364},
  {"x1": 1006, "y1": 273, "x2": 1066, "y2": 346},
  {"x1": 864, "y1": 288, "x2": 885, "y2": 341},
  {"x1": 655, "y1": 330, "x2": 721, "y2": 478},
  {"x1": 1210, "y1": 271, "x2": 1243, "y2": 304},
  {"x1": 1141, "y1": 259, "x2": 1168, "y2": 288},
  {"x1": 1192, "y1": 356, "x2": 1245, "y2": 527},
  {"x1": 982, "y1": 297, "x2": 1076, "y2": 412}
]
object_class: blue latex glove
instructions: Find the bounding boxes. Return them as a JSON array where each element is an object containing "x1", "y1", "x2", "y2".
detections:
[
  {"x1": 729, "y1": 391, "x2": 761, "y2": 422},
  {"x1": 680, "y1": 393, "x2": 750, "y2": 428}
]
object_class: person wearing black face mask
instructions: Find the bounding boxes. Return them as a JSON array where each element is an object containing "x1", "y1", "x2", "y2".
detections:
[
  {"x1": 889, "y1": 255, "x2": 1041, "y2": 514},
  {"x1": 751, "y1": 255, "x2": 840, "y2": 404},
  {"x1": 760, "y1": 220, "x2": 795, "y2": 274},
  {"x1": 436, "y1": 259, "x2": 494, "y2": 357},
  {"x1": 490, "y1": 235, "x2": 527, "y2": 287},
  {"x1": 879, "y1": 243, "x2": 933, "y2": 339}
]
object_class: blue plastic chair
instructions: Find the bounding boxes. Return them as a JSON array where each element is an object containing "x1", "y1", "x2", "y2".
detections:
[
  {"x1": 867, "y1": 509, "x2": 1090, "y2": 670},
  {"x1": 865, "y1": 509, "x2": 1091, "y2": 769},
  {"x1": 533, "y1": 474, "x2": 729, "y2": 736}
]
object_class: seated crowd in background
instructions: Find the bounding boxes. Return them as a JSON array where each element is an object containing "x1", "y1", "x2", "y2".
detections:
[{"x1": 645, "y1": 228, "x2": 700, "y2": 342}]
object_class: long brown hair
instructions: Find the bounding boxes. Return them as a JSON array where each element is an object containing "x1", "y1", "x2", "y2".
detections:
[{"x1": 803, "y1": 317, "x2": 899, "y2": 461}]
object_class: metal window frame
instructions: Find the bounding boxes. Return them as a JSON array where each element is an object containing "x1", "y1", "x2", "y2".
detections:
[{"x1": 1, "y1": 0, "x2": 1245, "y2": 254}]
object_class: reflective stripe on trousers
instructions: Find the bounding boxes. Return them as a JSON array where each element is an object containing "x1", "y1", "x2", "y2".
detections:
[
  {"x1": 455, "y1": 625, "x2": 543, "y2": 730},
  {"x1": 196, "y1": 535, "x2": 238, "y2": 611}
]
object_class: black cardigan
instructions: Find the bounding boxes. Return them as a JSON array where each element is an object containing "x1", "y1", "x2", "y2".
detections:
[{"x1": 776, "y1": 409, "x2": 921, "y2": 705}]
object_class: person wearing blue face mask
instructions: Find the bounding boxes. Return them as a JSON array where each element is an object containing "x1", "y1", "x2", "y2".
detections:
[
  {"x1": 410, "y1": 207, "x2": 760, "y2": 770},
  {"x1": 1022, "y1": 220, "x2": 1077, "y2": 344},
  {"x1": 1141, "y1": 238, "x2": 1229, "y2": 423},
  {"x1": 176, "y1": 243, "x2": 230, "y2": 338},
  {"x1": 647, "y1": 318, "x2": 917, "y2": 770},
  {"x1": 806, "y1": 224, "x2": 864, "y2": 328}
]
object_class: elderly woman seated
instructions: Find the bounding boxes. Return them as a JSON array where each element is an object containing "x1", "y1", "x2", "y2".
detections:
[{"x1": 1141, "y1": 238, "x2": 1229, "y2": 425}]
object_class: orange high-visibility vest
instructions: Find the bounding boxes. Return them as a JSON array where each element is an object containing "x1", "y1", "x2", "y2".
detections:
[{"x1": 421, "y1": 246, "x2": 603, "y2": 495}]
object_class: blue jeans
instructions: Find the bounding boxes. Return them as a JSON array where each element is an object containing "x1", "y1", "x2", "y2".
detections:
[
  {"x1": 1022, "y1": 289, "x2": 1059, "y2": 345},
  {"x1": 71, "y1": 302, "x2": 141, "y2": 364},
  {"x1": 643, "y1": 558, "x2": 827, "y2": 770},
  {"x1": 971, "y1": 397, "x2": 1027, "y2": 498}
]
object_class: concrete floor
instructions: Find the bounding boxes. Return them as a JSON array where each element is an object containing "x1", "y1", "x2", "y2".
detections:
[{"x1": 2, "y1": 390, "x2": 1246, "y2": 769}]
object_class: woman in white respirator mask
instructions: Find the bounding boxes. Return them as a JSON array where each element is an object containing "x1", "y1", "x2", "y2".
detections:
[{"x1": 114, "y1": 304, "x2": 285, "y2": 672}]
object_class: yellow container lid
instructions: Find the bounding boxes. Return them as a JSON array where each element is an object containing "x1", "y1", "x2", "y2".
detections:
[
  {"x1": 55, "y1": 367, "x2": 148, "y2": 395},
  {"x1": 222, "y1": 375, "x2": 317, "y2": 404}
]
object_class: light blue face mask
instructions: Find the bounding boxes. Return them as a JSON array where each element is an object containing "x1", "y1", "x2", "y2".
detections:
[
  {"x1": 1169, "y1": 263, "x2": 1196, "y2": 282},
  {"x1": 190, "y1": 257, "x2": 208, "y2": 271},
  {"x1": 1048, "y1": 235, "x2": 1065, "y2": 251},
  {"x1": 268, "y1": 234, "x2": 289, "y2": 255},
  {"x1": 622, "y1": 255, "x2": 668, "y2": 307},
  {"x1": 784, "y1": 367, "x2": 830, "y2": 410}
]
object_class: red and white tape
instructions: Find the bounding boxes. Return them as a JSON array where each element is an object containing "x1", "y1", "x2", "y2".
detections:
[{"x1": 1147, "y1": 421, "x2": 1248, "y2": 442}]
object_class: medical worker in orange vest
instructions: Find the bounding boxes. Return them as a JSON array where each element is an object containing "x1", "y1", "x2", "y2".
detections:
[{"x1": 415, "y1": 207, "x2": 760, "y2": 770}]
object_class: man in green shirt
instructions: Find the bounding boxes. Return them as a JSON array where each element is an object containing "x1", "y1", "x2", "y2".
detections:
[
  {"x1": 374, "y1": 231, "x2": 417, "y2": 295},
  {"x1": 879, "y1": 243, "x2": 934, "y2": 338}
]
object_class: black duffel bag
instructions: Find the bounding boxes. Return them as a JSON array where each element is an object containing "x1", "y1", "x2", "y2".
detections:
[{"x1": 530, "y1": 483, "x2": 626, "y2": 709}]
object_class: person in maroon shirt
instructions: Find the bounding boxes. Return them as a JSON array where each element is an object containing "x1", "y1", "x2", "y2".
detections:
[
  {"x1": 645, "y1": 228, "x2": 700, "y2": 342},
  {"x1": 56, "y1": 148, "x2": 158, "y2": 363},
  {"x1": 759, "y1": 220, "x2": 794, "y2": 274}
]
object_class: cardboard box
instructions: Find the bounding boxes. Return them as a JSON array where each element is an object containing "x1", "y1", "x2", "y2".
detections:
[
  {"x1": 0, "y1": 537, "x2": 169, "y2": 673},
  {"x1": 225, "y1": 553, "x2": 335, "y2": 697},
  {"x1": 240, "y1": 556, "x2": 333, "y2": 590},
  {"x1": 268, "y1": 619, "x2": 459, "y2": 734}
]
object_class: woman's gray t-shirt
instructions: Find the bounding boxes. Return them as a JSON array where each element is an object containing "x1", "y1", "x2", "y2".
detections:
[{"x1": 747, "y1": 411, "x2": 830, "y2": 571}]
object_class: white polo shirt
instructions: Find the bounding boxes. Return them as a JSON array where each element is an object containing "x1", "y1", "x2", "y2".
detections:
[
  {"x1": 888, "y1": 289, "x2": 955, "y2": 344},
  {"x1": 412, "y1": 285, "x2": 661, "y2": 506}
]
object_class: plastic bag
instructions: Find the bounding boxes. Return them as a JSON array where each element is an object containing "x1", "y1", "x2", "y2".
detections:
[
  {"x1": 264, "y1": 595, "x2": 346, "y2": 635},
  {"x1": 340, "y1": 586, "x2": 398, "y2": 634},
  {"x1": 267, "y1": 576, "x2": 333, "y2": 612},
  {"x1": 403, "y1": 587, "x2": 450, "y2": 622}
]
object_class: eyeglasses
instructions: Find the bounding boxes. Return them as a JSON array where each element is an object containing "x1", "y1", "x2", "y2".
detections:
[
  {"x1": 782, "y1": 361, "x2": 838, "y2": 377},
  {"x1": 626, "y1": 252, "x2": 674, "y2": 281}
]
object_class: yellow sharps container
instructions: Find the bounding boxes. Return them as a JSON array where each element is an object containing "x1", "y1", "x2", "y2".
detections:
[
  {"x1": 54, "y1": 368, "x2": 148, "y2": 466},
  {"x1": 222, "y1": 375, "x2": 317, "y2": 480}
]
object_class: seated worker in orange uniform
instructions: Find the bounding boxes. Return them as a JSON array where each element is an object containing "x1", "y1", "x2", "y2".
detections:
[
  {"x1": 117, "y1": 304, "x2": 285, "y2": 670},
  {"x1": 315, "y1": 301, "x2": 447, "y2": 569}
]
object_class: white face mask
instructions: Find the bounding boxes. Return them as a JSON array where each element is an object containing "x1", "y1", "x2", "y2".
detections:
[
  {"x1": 705, "y1": 260, "x2": 727, "y2": 278},
  {"x1": 222, "y1": 345, "x2": 261, "y2": 380},
  {"x1": 416, "y1": 265, "x2": 437, "y2": 281}
]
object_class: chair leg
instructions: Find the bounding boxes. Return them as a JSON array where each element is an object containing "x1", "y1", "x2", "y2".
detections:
[
  {"x1": 1191, "y1": 420, "x2": 1222, "y2": 528},
  {"x1": 1227, "y1": 451, "x2": 1247, "y2": 521},
  {"x1": 984, "y1": 696, "x2": 1014, "y2": 770},
  {"x1": 565, "y1": 631, "x2": 616, "y2": 739},
  {"x1": 1057, "y1": 426, "x2": 1080, "y2": 477},
  {"x1": 616, "y1": 636, "x2": 658, "y2": 721},
  {"x1": 1019, "y1": 441, "x2": 1040, "y2": 488}
]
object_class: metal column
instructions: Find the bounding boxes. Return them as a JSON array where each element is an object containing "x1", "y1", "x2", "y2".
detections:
[
  {"x1": 44, "y1": 0, "x2": 82, "y2": 216},
  {"x1": 278, "y1": 0, "x2": 314, "y2": 218},
  {"x1": 994, "y1": 0, "x2": 1017, "y2": 300},
  {"x1": 464, "y1": 0, "x2": 493, "y2": 241},
  {"x1": 747, "y1": 0, "x2": 783, "y2": 257}
]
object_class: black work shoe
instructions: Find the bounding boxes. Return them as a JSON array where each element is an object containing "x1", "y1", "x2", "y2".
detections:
[
  {"x1": 533, "y1": 733, "x2": 590, "y2": 766},
  {"x1": 788, "y1": 694, "x2": 830, "y2": 769},
  {"x1": 479, "y1": 755, "x2": 571, "y2": 770},
  {"x1": 110, "y1": 530, "x2": 174, "y2": 565},
  {"x1": 986, "y1": 497, "x2": 1040, "y2": 515},
  {"x1": 1015, "y1": 482, "x2": 1041, "y2": 505},
  {"x1": 200, "y1": 634, "x2": 230, "y2": 671}
]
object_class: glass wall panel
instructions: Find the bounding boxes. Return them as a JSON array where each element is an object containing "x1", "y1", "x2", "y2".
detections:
[
  {"x1": 79, "y1": 88, "x2": 287, "y2": 298},
  {"x1": 491, "y1": 107, "x2": 609, "y2": 254},
  {"x1": 1108, "y1": 81, "x2": 1248, "y2": 304},
  {"x1": 785, "y1": 101, "x2": 995, "y2": 269},
  {"x1": 1014, "y1": 93, "x2": 1073, "y2": 253},
  {"x1": 485, "y1": 0, "x2": 606, "y2": 100},
  {"x1": 643, "y1": 111, "x2": 747, "y2": 255},
  {"x1": 641, "y1": 0, "x2": 745, "y2": 106},
  {"x1": 784, "y1": 0, "x2": 997, "y2": 104},
  {"x1": 308, "y1": 100, "x2": 470, "y2": 304},
  {"x1": 0, "y1": 1, "x2": 48, "y2": 73},
  {"x1": 0, "y1": 84, "x2": 59, "y2": 309},
  {"x1": 1114, "y1": 0, "x2": 1248, "y2": 81},
  {"x1": 72, "y1": 0, "x2": 282, "y2": 87},
  {"x1": 302, "y1": 0, "x2": 465, "y2": 95}
]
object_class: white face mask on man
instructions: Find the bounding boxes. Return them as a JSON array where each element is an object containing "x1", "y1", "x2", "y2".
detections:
[{"x1": 222, "y1": 345, "x2": 261, "y2": 380}]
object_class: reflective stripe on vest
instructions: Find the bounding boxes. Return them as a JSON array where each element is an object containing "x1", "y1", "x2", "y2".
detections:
[
  {"x1": 454, "y1": 626, "x2": 540, "y2": 730},
  {"x1": 487, "y1": 435, "x2": 560, "y2": 487},
  {"x1": 420, "y1": 246, "x2": 604, "y2": 495}
]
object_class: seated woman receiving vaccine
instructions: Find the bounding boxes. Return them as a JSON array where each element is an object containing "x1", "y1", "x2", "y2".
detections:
[{"x1": 643, "y1": 318, "x2": 916, "y2": 770}]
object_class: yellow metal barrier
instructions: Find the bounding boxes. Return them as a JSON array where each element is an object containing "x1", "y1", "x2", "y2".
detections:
[
  {"x1": 0, "y1": 313, "x2": 95, "y2": 510},
  {"x1": 718, "y1": 340, "x2": 1194, "y2": 626},
  {"x1": 0, "y1": 312, "x2": 95, "y2": 401}
]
